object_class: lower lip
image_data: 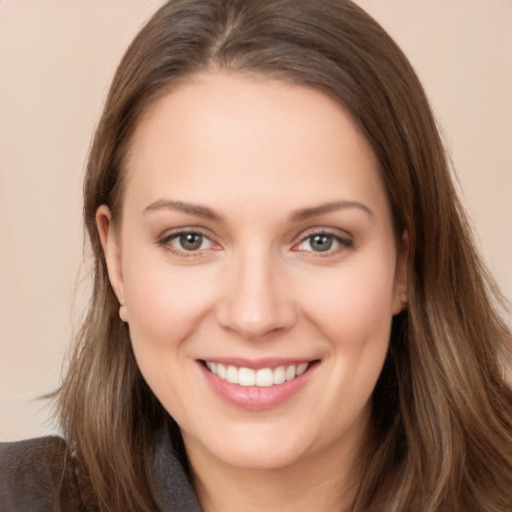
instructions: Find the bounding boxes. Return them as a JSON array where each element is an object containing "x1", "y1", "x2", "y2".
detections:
[{"x1": 199, "y1": 362, "x2": 317, "y2": 410}]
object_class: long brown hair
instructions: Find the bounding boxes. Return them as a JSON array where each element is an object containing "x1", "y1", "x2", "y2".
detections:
[{"x1": 57, "y1": 1, "x2": 512, "y2": 510}]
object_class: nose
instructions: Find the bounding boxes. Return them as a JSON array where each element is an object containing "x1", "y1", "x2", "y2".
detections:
[{"x1": 215, "y1": 249, "x2": 298, "y2": 340}]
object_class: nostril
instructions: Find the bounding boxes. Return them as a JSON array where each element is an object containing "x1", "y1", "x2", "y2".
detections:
[{"x1": 215, "y1": 295, "x2": 298, "y2": 340}]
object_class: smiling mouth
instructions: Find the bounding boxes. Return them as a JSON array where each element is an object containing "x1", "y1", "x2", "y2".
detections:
[{"x1": 201, "y1": 360, "x2": 315, "y2": 387}]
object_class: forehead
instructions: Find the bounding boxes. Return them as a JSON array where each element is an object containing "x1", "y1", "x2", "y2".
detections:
[{"x1": 123, "y1": 72, "x2": 387, "y2": 216}]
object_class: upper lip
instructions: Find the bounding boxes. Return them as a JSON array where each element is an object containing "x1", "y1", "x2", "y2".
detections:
[{"x1": 198, "y1": 358, "x2": 318, "y2": 370}]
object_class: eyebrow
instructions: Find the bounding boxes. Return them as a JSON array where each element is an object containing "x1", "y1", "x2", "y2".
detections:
[
  {"x1": 142, "y1": 199, "x2": 373, "y2": 223},
  {"x1": 143, "y1": 199, "x2": 223, "y2": 221},
  {"x1": 289, "y1": 200, "x2": 373, "y2": 222}
]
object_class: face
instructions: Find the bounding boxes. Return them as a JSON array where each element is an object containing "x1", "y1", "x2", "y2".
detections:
[{"x1": 98, "y1": 73, "x2": 407, "y2": 474}]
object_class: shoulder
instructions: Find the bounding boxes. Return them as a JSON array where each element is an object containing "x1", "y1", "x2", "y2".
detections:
[{"x1": 0, "y1": 436, "x2": 83, "y2": 512}]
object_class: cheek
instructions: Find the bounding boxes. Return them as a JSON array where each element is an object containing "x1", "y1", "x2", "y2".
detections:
[
  {"x1": 122, "y1": 255, "x2": 216, "y2": 349},
  {"x1": 120, "y1": 257, "x2": 218, "y2": 411},
  {"x1": 303, "y1": 256, "x2": 397, "y2": 347}
]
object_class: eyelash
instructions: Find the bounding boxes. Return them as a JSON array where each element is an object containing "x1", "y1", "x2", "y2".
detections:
[
  {"x1": 156, "y1": 228, "x2": 353, "y2": 258},
  {"x1": 293, "y1": 230, "x2": 353, "y2": 257},
  {"x1": 157, "y1": 228, "x2": 218, "y2": 258}
]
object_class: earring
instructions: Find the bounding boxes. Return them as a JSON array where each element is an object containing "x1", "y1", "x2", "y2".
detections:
[
  {"x1": 401, "y1": 295, "x2": 408, "y2": 311},
  {"x1": 119, "y1": 304, "x2": 128, "y2": 323}
]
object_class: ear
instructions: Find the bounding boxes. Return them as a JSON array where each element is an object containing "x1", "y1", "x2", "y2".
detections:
[
  {"x1": 96, "y1": 205, "x2": 126, "y2": 308},
  {"x1": 392, "y1": 230, "x2": 409, "y2": 315}
]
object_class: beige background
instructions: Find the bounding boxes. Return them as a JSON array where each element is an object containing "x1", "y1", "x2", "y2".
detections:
[{"x1": 0, "y1": 0, "x2": 511, "y2": 441}]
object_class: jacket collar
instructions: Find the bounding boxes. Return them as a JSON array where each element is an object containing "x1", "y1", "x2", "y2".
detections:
[{"x1": 152, "y1": 428, "x2": 203, "y2": 512}]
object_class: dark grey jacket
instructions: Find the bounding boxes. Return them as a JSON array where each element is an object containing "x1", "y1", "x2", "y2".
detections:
[{"x1": 0, "y1": 430, "x2": 202, "y2": 511}]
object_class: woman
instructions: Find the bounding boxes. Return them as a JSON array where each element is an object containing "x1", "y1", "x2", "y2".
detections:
[{"x1": 1, "y1": 0, "x2": 511, "y2": 510}]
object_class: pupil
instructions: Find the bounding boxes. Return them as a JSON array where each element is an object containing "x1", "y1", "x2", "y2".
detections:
[
  {"x1": 180, "y1": 233, "x2": 203, "y2": 250},
  {"x1": 311, "y1": 234, "x2": 332, "y2": 252}
]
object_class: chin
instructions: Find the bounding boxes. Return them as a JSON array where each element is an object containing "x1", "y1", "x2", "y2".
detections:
[
  {"x1": 185, "y1": 419, "x2": 317, "y2": 472},
  {"x1": 216, "y1": 443, "x2": 311, "y2": 471}
]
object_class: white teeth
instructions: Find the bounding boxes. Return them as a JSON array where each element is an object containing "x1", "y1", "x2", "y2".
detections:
[
  {"x1": 226, "y1": 365, "x2": 238, "y2": 384},
  {"x1": 217, "y1": 363, "x2": 226, "y2": 379},
  {"x1": 273, "y1": 366, "x2": 286, "y2": 385},
  {"x1": 238, "y1": 368, "x2": 255, "y2": 386},
  {"x1": 205, "y1": 361, "x2": 310, "y2": 387},
  {"x1": 285, "y1": 365, "x2": 296, "y2": 381},
  {"x1": 255, "y1": 368, "x2": 273, "y2": 387},
  {"x1": 296, "y1": 362, "x2": 308, "y2": 376}
]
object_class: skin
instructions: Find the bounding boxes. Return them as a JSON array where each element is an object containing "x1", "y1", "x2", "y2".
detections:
[{"x1": 97, "y1": 73, "x2": 407, "y2": 512}]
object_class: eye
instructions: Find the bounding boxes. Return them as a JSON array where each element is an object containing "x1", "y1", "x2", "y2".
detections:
[
  {"x1": 294, "y1": 232, "x2": 352, "y2": 254},
  {"x1": 304, "y1": 234, "x2": 335, "y2": 252},
  {"x1": 158, "y1": 229, "x2": 218, "y2": 256},
  {"x1": 171, "y1": 232, "x2": 211, "y2": 251}
]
